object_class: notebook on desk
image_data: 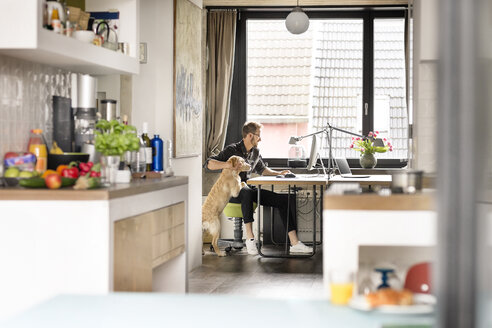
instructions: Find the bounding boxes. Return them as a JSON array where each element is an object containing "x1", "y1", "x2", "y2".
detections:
[{"x1": 335, "y1": 158, "x2": 370, "y2": 178}]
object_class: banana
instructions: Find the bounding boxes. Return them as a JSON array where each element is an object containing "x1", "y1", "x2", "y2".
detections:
[{"x1": 50, "y1": 141, "x2": 64, "y2": 154}]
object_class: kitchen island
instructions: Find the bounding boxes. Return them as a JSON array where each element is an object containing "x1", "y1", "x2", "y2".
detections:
[
  {"x1": 0, "y1": 176, "x2": 188, "y2": 320},
  {"x1": 323, "y1": 190, "x2": 436, "y2": 296}
]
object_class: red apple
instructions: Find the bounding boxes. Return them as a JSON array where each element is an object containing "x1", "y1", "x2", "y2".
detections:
[{"x1": 45, "y1": 174, "x2": 62, "y2": 189}]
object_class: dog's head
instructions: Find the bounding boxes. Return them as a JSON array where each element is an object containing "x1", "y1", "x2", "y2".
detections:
[{"x1": 228, "y1": 155, "x2": 251, "y2": 172}]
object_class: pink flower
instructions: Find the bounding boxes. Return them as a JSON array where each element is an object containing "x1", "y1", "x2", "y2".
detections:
[
  {"x1": 375, "y1": 131, "x2": 379, "y2": 134},
  {"x1": 361, "y1": 148, "x2": 365, "y2": 152},
  {"x1": 352, "y1": 137, "x2": 354, "y2": 140},
  {"x1": 390, "y1": 146, "x2": 393, "y2": 151},
  {"x1": 383, "y1": 138, "x2": 387, "y2": 141},
  {"x1": 368, "y1": 132, "x2": 373, "y2": 137},
  {"x1": 356, "y1": 137, "x2": 360, "y2": 141},
  {"x1": 388, "y1": 142, "x2": 392, "y2": 146},
  {"x1": 350, "y1": 144, "x2": 354, "y2": 148}
]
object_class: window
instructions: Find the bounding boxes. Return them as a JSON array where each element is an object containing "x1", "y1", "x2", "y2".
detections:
[{"x1": 231, "y1": 9, "x2": 410, "y2": 166}]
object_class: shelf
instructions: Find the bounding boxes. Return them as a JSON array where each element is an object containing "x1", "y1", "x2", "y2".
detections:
[
  {"x1": 0, "y1": 29, "x2": 139, "y2": 75},
  {"x1": 0, "y1": 0, "x2": 139, "y2": 75}
]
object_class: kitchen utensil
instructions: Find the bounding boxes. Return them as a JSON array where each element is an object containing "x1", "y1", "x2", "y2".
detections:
[
  {"x1": 96, "y1": 21, "x2": 118, "y2": 51},
  {"x1": 391, "y1": 170, "x2": 423, "y2": 193},
  {"x1": 73, "y1": 30, "x2": 95, "y2": 43},
  {"x1": 47, "y1": 153, "x2": 90, "y2": 170},
  {"x1": 99, "y1": 99, "x2": 117, "y2": 121},
  {"x1": 81, "y1": 143, "x2": 100, "y2": 164},
  {"x1": 52, "y1": 96, "x2": 74, "y2": 153},
  {"x1": 74, "y1": 108, "x2": 97, "y2": 152}
]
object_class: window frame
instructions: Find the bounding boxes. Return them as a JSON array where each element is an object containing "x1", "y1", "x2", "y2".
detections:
[{"x1": 225, "y1": 7, "x2": 409, "y2": 168}]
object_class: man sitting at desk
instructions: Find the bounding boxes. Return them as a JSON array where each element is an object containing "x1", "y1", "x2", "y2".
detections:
[{"x1": 205, "y1": 121, "x2": 313, "y2": 255}]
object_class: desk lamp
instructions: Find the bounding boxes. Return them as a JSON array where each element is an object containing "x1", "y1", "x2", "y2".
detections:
[{"x1": 290, "y1": 124, "x2": 366, "y2": 179}]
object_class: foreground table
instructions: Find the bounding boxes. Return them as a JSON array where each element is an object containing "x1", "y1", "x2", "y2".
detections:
[{"x1": 2, "y1": 293, "x2": 434, "y2": 328}]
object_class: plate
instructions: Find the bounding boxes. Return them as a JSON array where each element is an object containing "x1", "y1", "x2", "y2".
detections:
[{"x1": 349, "y1": 293, "x2": 436, "y2": 314}]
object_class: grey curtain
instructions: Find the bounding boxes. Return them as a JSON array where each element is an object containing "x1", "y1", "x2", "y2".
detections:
[{"x1": 204, "y1": 10, "x2": 237, "y2": 159}]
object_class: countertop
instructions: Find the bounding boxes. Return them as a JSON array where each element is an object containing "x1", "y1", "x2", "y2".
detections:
[
  {"x1": 324, "y1": 190, "x2": 435, "y2": 211},
  {"x1": 2, "y1": 293, "x2": 434, "y2": 328},
  {"x1": 0, "y1": 176, "x2": 188, "y2": 201}
]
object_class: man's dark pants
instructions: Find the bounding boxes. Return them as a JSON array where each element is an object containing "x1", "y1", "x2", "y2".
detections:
[{"x1": 229, "y1": 184, "x2": 297, "y2": 233}]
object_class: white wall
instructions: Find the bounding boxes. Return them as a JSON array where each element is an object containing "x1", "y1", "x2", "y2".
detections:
[
  {"x1": 412, "y1": 0, "x2": 438, "y2": 173},
  {"x1": 132, "y1": 0, "x2": 203, "y2": 272}
]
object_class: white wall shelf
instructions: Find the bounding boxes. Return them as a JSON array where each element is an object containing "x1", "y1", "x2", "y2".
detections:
[{"x1": 0, "y1": 0, "x2": 139, "y2": 75}]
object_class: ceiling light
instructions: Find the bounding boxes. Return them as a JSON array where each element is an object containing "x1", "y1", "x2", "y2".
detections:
[{"x1": 285, "y1": 1, "x2": 309, "y2": 35}]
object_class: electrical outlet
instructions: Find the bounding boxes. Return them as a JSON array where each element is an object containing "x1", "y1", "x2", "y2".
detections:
[{"x1": 139, "y1": 42, "x2": 147, "y2": 64}]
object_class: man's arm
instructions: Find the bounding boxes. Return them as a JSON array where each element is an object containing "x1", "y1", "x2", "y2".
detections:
[
  {"x1": 207, "y1": 159, "x2": 235, "y2": 171},
  {"x1": 261, "y1": 167, "x2": 291, "y2": 176}
]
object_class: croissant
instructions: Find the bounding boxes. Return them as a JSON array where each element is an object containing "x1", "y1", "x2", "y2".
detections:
[{"x1": 366, "y1": 288, "x2": 413, "y2": 307}]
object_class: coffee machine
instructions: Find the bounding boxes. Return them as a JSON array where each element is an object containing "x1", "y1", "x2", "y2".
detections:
[{"x1": 72, "y1": 74, "x2": 97, "y2": 152}]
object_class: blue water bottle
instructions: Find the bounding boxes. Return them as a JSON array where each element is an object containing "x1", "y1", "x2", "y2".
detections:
[{"x1": 151, "y1": 134, "x2": 163, "y2": 171}]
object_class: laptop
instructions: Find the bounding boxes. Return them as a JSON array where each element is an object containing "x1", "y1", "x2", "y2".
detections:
[{"x1": 335, "y1": 158, "x2": 370, "y2": 178}]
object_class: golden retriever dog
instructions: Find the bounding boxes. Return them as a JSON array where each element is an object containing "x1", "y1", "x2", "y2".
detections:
[{"x1": 202, "y1": 155, "x2": 251, "y2": 256}]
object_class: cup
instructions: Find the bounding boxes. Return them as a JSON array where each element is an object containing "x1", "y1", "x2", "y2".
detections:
[{"x1": 329, "y1": 270, "x2": 354, "y2": 305}]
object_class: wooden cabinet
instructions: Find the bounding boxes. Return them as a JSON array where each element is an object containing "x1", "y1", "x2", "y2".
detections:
[{"x1": 114, "y1": 202, "x2": 185, "y2": 292}]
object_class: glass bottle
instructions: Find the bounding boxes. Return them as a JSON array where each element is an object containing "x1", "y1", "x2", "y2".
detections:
[
  {"x1": 151, "y1": 134, "x2": 163, "y2": 172},
  {"x1": 141, "y1": 122, "x2": 152, "y2": 171},
  {"x1": 27, "y1": 129, "x2": 48, "y2": 174},
  {"x1": 130, "y1": 131, "x2": 147, "y2": 173}
]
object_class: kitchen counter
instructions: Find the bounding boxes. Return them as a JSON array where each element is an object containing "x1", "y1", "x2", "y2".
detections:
[
  {"x1": 0, "y1": 176, "x2": 188, "y2": 200},
  {"x1": 0, "y1": 176, "x2": 189, "y2": 321},
  {"x1": 324, "y1": 190, "x2": 435, "y2": 211},
  {"x1": 323, "y1": 191, "x2": 437, "y2": 297}
]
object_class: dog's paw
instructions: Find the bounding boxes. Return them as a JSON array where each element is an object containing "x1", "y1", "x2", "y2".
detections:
[{"x1": 217, "y1": 251, "x2": 227, "y2": 257}]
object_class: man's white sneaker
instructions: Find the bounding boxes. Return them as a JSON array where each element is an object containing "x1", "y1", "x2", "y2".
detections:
[
  {"x1": 245, "y1": 238, "x2": 258, "y2": 255},
  {"x1": 289, "y1": 241, "x2": 313, "y2": 254}
]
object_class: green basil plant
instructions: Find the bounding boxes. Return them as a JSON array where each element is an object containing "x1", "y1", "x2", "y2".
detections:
[{"x1": 95, "y1": 119, "x2": 140, "y2": 156}]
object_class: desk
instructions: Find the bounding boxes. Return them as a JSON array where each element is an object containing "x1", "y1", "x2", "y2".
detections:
[{"x1": 247, "y1": 174, "x2": 328, "y2": 258}]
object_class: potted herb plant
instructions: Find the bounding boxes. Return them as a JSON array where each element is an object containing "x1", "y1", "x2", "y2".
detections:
[
  {"x1": 350, "y1": 131, "x2": 392, "y2": 169},
  {"x1": 94, "y1": 119, "x2": 140, "y2": 184}
]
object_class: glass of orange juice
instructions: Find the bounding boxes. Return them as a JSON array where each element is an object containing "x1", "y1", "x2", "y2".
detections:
[{"x1": 329, "y1": 270, "x2": 354, "y2": 305}]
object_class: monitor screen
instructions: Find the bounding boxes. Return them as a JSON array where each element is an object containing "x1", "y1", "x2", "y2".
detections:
[{"x1": 307, "y1": 135, "x2": 319, "y2": 170}]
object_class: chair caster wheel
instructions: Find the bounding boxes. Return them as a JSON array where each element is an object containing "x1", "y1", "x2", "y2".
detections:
[{"x1": 225, "y1": 246, "x2": 232, "y2": 253}]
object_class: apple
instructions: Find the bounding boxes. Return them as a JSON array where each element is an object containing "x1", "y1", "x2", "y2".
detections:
[
  {"x1": 4, "y1": 167, "x2": 20, "y2": 178},
  {"x1": 45, "y1": 174, "x2": 62, "y2": 189},
  {"x1": 19, "y1": 171, "x2": 34, "y2": 178}
]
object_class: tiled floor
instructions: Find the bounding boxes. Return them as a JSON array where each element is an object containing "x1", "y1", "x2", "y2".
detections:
[{"x1": 188, "y1": 244, "x2": 325, "y2": 300}]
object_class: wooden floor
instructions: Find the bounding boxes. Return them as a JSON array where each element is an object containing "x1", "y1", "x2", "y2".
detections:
[{"x1": 188, "y1": 244, "x2": 325, "y2": 299}]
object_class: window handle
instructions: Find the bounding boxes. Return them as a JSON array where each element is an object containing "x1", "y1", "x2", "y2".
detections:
[{"x1": 364, "y1": 103, "x2": 368, "y2": 116}]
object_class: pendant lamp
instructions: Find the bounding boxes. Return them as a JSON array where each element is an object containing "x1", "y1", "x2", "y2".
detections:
[{"x1": 285, "y1": 0, "x2": 309, "y2": 35}]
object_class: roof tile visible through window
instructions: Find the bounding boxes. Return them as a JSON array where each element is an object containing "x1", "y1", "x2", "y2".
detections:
[{"x1": 247, "y1": 19, "x2": 408, "y2": 159}]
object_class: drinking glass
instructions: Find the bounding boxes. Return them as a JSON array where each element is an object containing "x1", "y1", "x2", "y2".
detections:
[{"x1": 329, "y1": 269, "x2": 354, "y2": 305}]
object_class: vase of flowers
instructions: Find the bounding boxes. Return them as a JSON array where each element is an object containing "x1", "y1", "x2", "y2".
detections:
[
  {"x1": 350, "y1": 131, "x2": 392, "y2": 169},
  {"x1": 95, "y1": 119, "x2": 140, "y2": 185}
]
